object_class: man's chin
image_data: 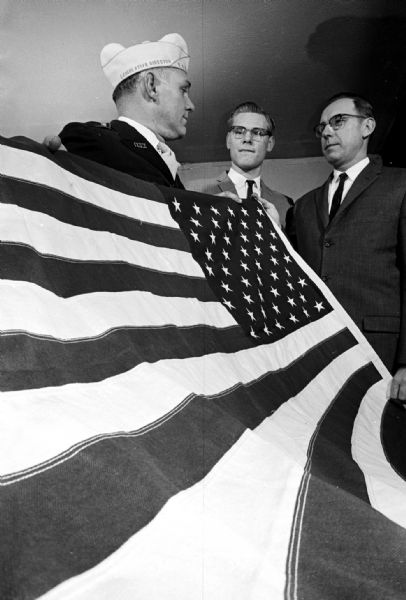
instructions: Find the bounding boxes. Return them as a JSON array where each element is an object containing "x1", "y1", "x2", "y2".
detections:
[
  {"x1": 323, "y1": 148, "x2": 341, "y2": 163},
  {"x1": 235, "y1": 159, "x2": 258, "y2": 170},
  {"x1": 165, "y1": 130, "x2": 186, "y2": 141}
]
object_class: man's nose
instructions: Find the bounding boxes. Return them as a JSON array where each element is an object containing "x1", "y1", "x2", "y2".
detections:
[
  {"x1": 186, "y1": 96, "x2": 195, "y2": 111},
  {"x1": 321, "y1": 123, "x2": 334, "y2": 137},
  {"x1": 242, "y1": 130, "x2": 254, "y2": 142}
]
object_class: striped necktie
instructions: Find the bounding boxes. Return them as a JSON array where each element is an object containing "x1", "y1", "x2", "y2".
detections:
[{"x1": 157, "y1": 142, "x2": 180, "y2": 180}]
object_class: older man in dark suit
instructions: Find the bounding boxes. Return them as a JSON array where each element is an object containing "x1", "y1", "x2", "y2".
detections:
[
  {"x1": 291, "y1": 92, "x2": 406, "y2": 400},
  {"x1": 57, "y1": 33, "x2": 194, "y2": 189}
]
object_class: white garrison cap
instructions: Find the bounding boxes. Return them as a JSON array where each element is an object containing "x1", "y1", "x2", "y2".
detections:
[{"x1": 100, "y1": 33, "x2": 189, "y2": 89}]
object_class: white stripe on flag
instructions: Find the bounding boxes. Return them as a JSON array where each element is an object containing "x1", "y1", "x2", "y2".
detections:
[
  {"x1": 37, "y1": 347, "x2": 375, "y2": 600},
  {"x1": 352, "y1": 378, "x2": 406, "y2": 528},
  {"x1": 0, "y1": 203, "x2": 202, "y2": 277},
  {"x1": 0, "y1": 312, "x2": 345, "y2": 477},
  {"x1": 37, "y1": 428, "x2": 308, "y2": 600},
  {"x1": 0, "y1": 280, "x2": 234, "y2": 339},
  {"x1": 0, "y1": 144, "x2": 176, "y2": 226}
]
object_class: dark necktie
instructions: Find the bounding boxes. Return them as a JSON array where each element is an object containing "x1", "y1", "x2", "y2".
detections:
[
  {"x1": 245, "y1": 179, "x2": 256, "y2": 200},
  {"x1": 329, "y1": 172, "x2": 347, "y2": 222}
]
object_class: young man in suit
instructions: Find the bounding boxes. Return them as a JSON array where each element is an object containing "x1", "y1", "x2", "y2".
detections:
[
  {"x1": 201, "y1": 102, "x2": 293, "y2": 228},
  {"x1": 291, "y1": 92, "x2": 406, "y2": 399},
  {"x1": 57, "y1": 33, "x2": 194, "y2": 189}
]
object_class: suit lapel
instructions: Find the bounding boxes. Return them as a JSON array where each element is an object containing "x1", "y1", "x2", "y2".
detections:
[
  {"x1": 328, "y1": 156, "x2": 382, "y2": 226},
  {"x1": 110, "y1": 120, "x2": 175, "y2": 185},
  {"x1": 216, "y1": 171, "x2": 237, "y2": 195},
  {"x1": 316, "y1": 180, "x2": 330, "y2": 229},
  {"x1": 337, "y1": 156, "x2": 382, "y2": 216},
  {"x1": 259, "y1": 181, "x2": 283, "y2": 202},
  {"x1": 259, "y1": 180, "x2": 270, "y2": 200}
]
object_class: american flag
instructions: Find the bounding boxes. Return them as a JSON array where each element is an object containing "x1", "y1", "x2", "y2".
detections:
[
  {"x1": 165, "y1": 185, "x2": 331, "y2": 341},
  {"x1": 1, "y1": 135, "x2": 406, "y2": 600}
]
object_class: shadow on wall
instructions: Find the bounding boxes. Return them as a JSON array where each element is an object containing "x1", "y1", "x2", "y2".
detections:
[
  {"x1": 305, "y1": 15, "x2": 406, "y2": 156},
  {"x1": 381, "y1": 75, "x2": 406, "y2": 167}
]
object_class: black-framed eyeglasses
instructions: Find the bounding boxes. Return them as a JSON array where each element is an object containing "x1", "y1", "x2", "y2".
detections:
[
  {"x1": 314, "y1": 113, "x2": 367, "y2": 138},
  {"x1": 229, "y1": 126, "x2": 272, "y2": 141}
]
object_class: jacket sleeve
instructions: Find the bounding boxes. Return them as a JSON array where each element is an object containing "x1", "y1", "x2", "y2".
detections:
[
  {"x1": 285, "y1": 196, "x2": 301, "y2": 251},
  {"x1": 396, "y1": 191, "x2": 406, "y2": 365},
  {"x1": 59, "y1": 122, "x2": 109, "y2": 167}
]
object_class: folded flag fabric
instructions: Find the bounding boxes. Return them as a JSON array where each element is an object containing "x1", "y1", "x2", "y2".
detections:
[{"x1": 0, "y1": 135, "x2": 406, "y2": 600}]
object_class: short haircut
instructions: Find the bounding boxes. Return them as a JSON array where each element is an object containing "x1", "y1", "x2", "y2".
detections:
[
  {"x1": 112, "y1": 67, "x2": 170, "y2": 104},
  {"x1": 227, "y1": 101, "x2": 276, "y2": 135},
  {"x1": 321, "y1": 92, "x2": 374, "y2": 119},
  {"x1": 112, "y1": 72, "x2": 141, "y2": 103}
]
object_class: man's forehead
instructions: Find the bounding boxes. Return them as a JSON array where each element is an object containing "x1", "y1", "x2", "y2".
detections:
[
  {"x1": 321, "y1": 98, "x2": 355, "y2": 120},
  {"x1": 232, "y1": 112, "x2": 269, "y2": 128}
]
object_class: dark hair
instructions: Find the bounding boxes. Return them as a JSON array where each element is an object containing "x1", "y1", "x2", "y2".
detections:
[
  {"x1": 321, "y1": 92, "x2": 374, "y2": 119},
  {"x1": 227, "y1": 101, "x2": 276, "y2": 135},
  {"x1": 112, "y1": 72, "x2": 142, "y2": 103},
  {"x1": 112, "y1": 67, "x2": 170, "y2": 104}
]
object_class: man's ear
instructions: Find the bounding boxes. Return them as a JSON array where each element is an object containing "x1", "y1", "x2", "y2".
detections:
[
  {"x1": 266, "y1": 136, "x2": 275, "y2": 153},
  {"x1": 226, "y1": 132, "x2": 231, "y2": 151},
  {"x1": 362, "y1": 117, "x2": 376, "y2": 139},
  {"x1": 143, "y1": 72, "x2": 158, "y2": 101}
]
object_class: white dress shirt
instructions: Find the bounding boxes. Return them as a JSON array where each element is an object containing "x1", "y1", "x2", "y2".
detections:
[
  {"x1": 228, "y1": 167, "x2": 261, "y2": 199},
  {"x1": 328, "y1": 157, "x2": 370, "y2": 211}
]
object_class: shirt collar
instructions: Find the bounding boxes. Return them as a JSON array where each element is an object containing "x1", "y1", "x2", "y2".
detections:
[
  {"x1": 228, "y1": 166, "x2": 261, "y2": 190},
  {"x1": 333, "y1": 156, "x2": 370, "y2": 183},
  {"x1": 118, "y1": 116, "x2": 161, "y2": 151}
]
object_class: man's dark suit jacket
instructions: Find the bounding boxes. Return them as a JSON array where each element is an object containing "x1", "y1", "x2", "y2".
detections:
[
  {"x1": 59, "y1": 119, "x2": 184, "y2": 189},
  {"x1": 292, "y1": 155, "x2": 406, "y2": 372}
]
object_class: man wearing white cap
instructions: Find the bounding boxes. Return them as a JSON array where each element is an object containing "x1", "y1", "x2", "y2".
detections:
[{"x1": 58, "y1": 33, "x2": 194, "y2": 188}]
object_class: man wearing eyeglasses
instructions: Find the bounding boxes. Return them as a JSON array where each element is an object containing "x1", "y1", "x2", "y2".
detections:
[
  {"x1": 291, "y1": 92, "x2": 406, "y2": 400},
  {"x1": 201, "y1": 102, "x2": 293, "y2": 229}
]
